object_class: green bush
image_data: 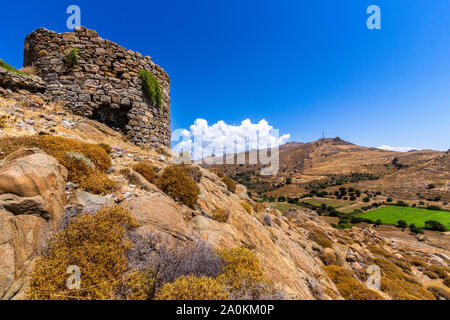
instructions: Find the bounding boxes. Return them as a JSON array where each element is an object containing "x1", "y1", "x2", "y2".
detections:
[
  {"x1": 397, "y1": 220, "x2": 408, "y2": 229},
  {"x1": 395, "y1": 200, "x2": 409, "y2": 207},
  {"x1": 424, "y1": 220, "x2": 447, "y2": 232},
  {"x1": 63, "y1": 48, "x2": 79, "y2": 68},
  {"x1": 139, "y1": 70, "x2": 162, "y2": 111},
  {"x1": 409, "y1": 224, "x2": 424, "y2": 234}
]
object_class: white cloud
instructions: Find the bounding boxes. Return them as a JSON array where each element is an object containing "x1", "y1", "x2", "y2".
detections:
[
  {"x1": 378, "y1": 145, "x2": 416, "y2": 152},
  {"x1": 173, "y1": 119, "x2": 290, "y2": 160}
]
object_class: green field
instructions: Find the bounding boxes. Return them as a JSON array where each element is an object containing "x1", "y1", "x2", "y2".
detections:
[{"x1": 359, "y1": 206, "x2": 450, "y2": 229}]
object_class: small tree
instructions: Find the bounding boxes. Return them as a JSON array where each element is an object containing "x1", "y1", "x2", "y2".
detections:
[
  {"x1": 424, "y1": 220, "x2": 447, "y2": 232},
  {"x1": 397, "y1": 220, "x2": 408, "y2": 229}
]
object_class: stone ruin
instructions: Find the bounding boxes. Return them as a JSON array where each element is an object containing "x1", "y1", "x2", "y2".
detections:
[{"x1": 17, "y1": 26, "x2": 171, "y2": 148}]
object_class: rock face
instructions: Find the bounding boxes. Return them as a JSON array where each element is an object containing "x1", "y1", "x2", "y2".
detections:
[
  {"x1": 60, "y1": 190, "x2": 115, "y2": 230},
  {"x1": 122, "y1": 194, "x2": 190, "y2": 241},
  {"x1": 0, "y1": 149, "x2": 67, "y2": 299},
  {"x1": 0, "y1": 149, "x2": 67, "y2": 223},
  {"x1": 22, "y1": 26, "x2": 170, "y2": 148}
]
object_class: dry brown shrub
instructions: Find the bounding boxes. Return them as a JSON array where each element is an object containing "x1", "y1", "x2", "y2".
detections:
[
  {"x1": 253, "y1": 202, "x2": 266, "y2": 213},
  {"x1": 212, "y1": 208, "x2": 231, "y2": 223},
  {"x1": 156, "y1": 165, "x2": 200, "y2": 208},
  {"x1": 240, "y1": 201, "x2": 252, "y2": 214},
  {"x1": 427, "y1": 286, "x2": 450, "y2": 300},
  {"x1": 181, "y1": 164, "x2": 203, "y2": 183},
  {"x1": 217, "y1": 247, "x2": 285, "y2": 299},
  {"x1": 209, "y1": 167, "x2": 225, "y2": 178},
  {"x1": 222, "y1": 176, "x2": 236, "y2": 193},
  {"x1": 309, "y1": 230, "x2": 333, "y2": 249},
  {"x1": 321, "y1": 251, "x2": 338, "y2": 266},
  {"x1": 132, "y1": 162, "x2": 156, "y2": 183},
  {"x1": 443, "y1": 277, "x2": 450, "y2": 288},
  {"x1": 324, "y1": 265, "x2": 383, "y2": 300},
  {"x1": 98, "y1": 143, "x2": 112, "y2": 154},
  {"x1": 375, "y1": 258, "x2": 436, "y2": 300},
  {"x1": 28, "y1": 207, "x2": 138, "y2": 300},
  {"x1": 155, "y1": 275, "x2": 229, "y2": 300},
  {"x1": 19, "y1": 66, "x2": 37, "y2": 75}
]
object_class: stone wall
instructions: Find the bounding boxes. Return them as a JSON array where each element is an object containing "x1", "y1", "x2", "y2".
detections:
[{"x1": 23, "y1": 26, "x2": 170, "y2": 148}]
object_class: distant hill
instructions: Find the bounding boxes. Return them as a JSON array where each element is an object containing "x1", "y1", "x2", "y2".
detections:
[{"x1": 199, "y1": 138, "x2": 450, "y2": 201}]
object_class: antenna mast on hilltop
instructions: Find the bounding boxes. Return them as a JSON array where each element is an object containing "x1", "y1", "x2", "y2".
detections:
[{"x1": 322, "y1": 132, "x2": 325, "y2": 139}]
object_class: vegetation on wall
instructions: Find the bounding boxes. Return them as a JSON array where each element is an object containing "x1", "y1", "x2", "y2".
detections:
[
  {"x1": 63, "y1": 48, "x2": 79, "y2": 68},
  {"x1": 139, "y1": 70, "x2": 162, "y2": 111}
]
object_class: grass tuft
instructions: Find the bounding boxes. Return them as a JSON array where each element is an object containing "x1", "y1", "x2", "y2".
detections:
[
  {"x1": 0, "y1": 58, "x2": 30, "y2": 77},
  {"x1": 138, "y1": 70, "x2": 162, "y2": 111}
]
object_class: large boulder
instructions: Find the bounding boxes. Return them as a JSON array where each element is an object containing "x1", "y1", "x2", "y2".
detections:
[
  {"x1": 0, "y1": 148, "x2": 67, "y2": 299},
  {"x1": 121, "y1": 194, "x2": 190, "y2": 241},
  {"x1": 0, "y1": 148, "x2": 67, "y2": 225}
]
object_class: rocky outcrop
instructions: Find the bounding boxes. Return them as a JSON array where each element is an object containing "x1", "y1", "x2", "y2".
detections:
[
  {"x1": 122, "y1": 194, "x2": 190, "y2": 241},
  {"x1": 0, "y1": 67, "x2": 46, "y2": 93},
  {"x1": 0, "y1": 148, "x2": 67, "y2": 224},
  {"x1": 60, "y1": 190, "x2": 115, "y2": 230},
  {"x1": 0, "y1": 149, "x2": 67, "y2": 299}
]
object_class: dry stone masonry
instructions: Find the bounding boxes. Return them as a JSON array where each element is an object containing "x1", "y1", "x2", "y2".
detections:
[{"x1": 22, "y1": 26, "x2": 170, "y2": 147}]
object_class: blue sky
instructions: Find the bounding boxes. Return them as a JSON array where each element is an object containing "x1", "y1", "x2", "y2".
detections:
[{"x1": 2, "y1": 0, "x2": 449, "y2": 151}]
